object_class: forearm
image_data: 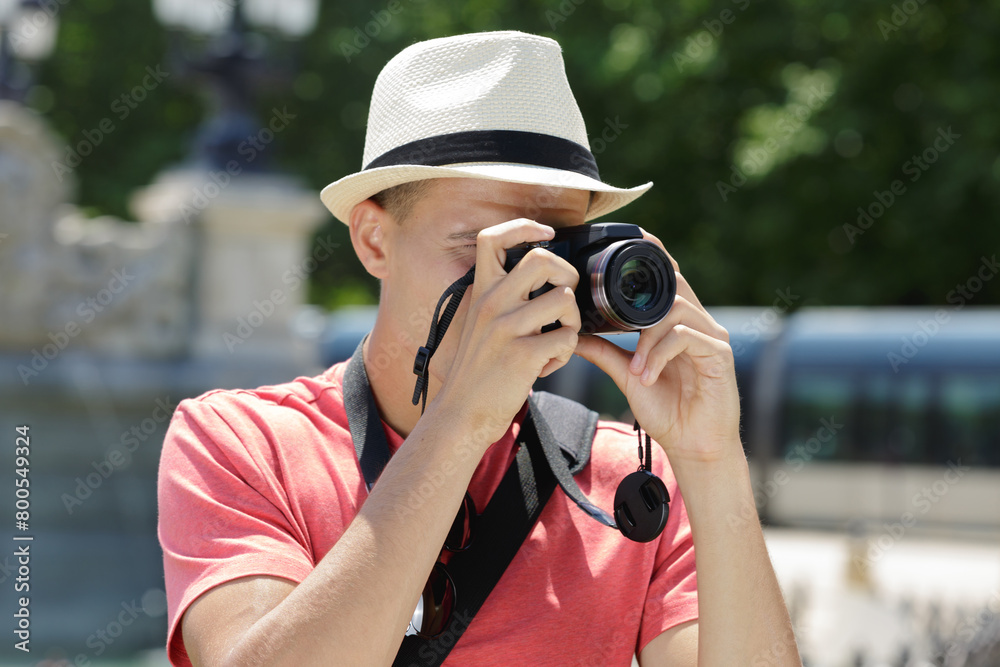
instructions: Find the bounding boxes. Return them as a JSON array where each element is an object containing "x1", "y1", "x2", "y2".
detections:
[
  {"x1": 672, "y1": 449, "x2": 799, "y2": 667},
  {"x1": 224, "y1": 403, "x2": 488, "y2": 667}
]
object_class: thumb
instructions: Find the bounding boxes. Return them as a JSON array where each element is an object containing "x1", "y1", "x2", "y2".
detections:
[{"x1": 574, "y1": 335, "x2": 635, "y2": 394}]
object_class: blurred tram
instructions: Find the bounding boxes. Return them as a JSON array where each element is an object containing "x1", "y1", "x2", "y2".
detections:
[
  {"x1": 744, "y1": 308, "x2": 1000, "y2": 537},
  {"x1": 321, "y1": 307, "x2": 1000, "y2": 537}
]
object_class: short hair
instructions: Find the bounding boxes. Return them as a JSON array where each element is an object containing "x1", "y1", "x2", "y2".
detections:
[{"x1": 369, "y1": 180, "x2": 434, "y2": 222}]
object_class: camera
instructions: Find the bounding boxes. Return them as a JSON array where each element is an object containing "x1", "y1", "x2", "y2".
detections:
[{"x1": 503, "y1": 223, "x2": 676, "y2": 334}]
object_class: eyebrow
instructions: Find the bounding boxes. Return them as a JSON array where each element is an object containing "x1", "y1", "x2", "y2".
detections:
[{"x1": 444, "y1": 230, "x2": 479, "y2": 242}]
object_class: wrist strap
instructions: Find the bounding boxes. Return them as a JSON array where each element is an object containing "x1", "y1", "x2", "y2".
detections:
[{"x1": 411, "y1": 265, "x2": 477, "y2": 413}]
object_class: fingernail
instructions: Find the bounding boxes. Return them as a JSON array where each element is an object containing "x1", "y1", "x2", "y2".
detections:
[
  {"x1": 630, "y1": 353, "x2": 643, "y2": 373},
  {"x1": 640, "y1": 368, "x2": 650, "y2": 385}
]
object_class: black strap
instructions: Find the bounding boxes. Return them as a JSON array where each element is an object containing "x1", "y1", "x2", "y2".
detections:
[
  {"x1": 529, "y1": 392, "x2": 617, "y2": 529},
  {"x1": 529, "y1": 391, "x2": 597, "y2": 475},
  {"x1": 364, "y1": 129, "x2": 601, "y2": 181},
  {"x1": 344, "y1": 339, "x2": 391, "y2": 491},
  {"x1": 411, "y1": 266, "x2": 477, "y2": 412},
  {"x1": 344, "y1": 341, "x2": 561, "y2": 666},
  {"x1": 393, "y1": 414, "x2": 555, "y2": 667}
]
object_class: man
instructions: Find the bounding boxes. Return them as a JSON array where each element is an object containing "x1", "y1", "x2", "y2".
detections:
[{"x1": 158, "y1": 31, "x2": 799, "y2": 665}]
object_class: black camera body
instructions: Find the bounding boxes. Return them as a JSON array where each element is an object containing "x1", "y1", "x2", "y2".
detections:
[{"x1": 503, "y1": 223, "x2": 676, "y2": 334}]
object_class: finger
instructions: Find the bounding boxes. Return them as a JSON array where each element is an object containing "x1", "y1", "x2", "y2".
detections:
[
  {"x1": 500, "y1": 284, "x2": 582, "y2": 337},
  {"x1": 474, "y1": 219, "x2": 555, "y2": 289},
  {"x1": 641, "y1": 324, "x2": 733, "y2": 386},
  {"x1": 640, "y1": 230, "x2": 706, "y2": 312},
  {"x1": 505, "y1": 246, "x2": 579, "y2": 298},
  {"x1": 524, "y1": 325, "x2": 579, "y2": 378},
  {"x1": 629, "y1": 296, "x2": 729, "y2": 376},
  {"x1": 573, "y1": 334, "x2": 635, "y2": 394},
  {"x1": 640, "y1": 229, "x2": 678, "y2": 272},
  {"x1": 672, "y1": 271, "x2": 706, "y2": 313},
  {"x1": 467, "y1": 247, "x2": 579, "y2": 333}
]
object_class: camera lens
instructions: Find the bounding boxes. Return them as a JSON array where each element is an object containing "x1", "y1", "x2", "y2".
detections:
[
  {"x1": 617, "y1": 258, "x2": 659, "y2": 311},
  {"x1": 590, "y1": 240, "x2": 675, "y2": 331}
]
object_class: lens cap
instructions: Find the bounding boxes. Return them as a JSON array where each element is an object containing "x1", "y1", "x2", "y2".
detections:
[{"x1": 613, "y1": 470, "x2": 669, "y2": 543}]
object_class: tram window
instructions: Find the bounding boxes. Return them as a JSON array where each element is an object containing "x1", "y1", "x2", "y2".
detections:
[
  {"x1": 889, "y1": 373, "x2": 934, "y2": 464},
  {"x1": 856, "y1": 373, "x2": 892, "y2": 462},
  {"x1": 782, "y1": 370, "x2": 853, "y2": 461},
  {"x1": 939, "y1": 374, "x2": 1000, "y2": 467}
]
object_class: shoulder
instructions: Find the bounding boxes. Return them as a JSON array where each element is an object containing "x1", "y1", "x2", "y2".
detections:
[
  {"x1": 178, "y1": 361, "x2": 347, "y2": 420},
  {"x1": 163, "y1": 361, "x2": 352, "y2": 464}
]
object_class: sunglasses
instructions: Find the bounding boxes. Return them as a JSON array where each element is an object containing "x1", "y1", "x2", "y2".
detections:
[{"x1": 405, "y1": 491, "x2": 477, "y2": 638}]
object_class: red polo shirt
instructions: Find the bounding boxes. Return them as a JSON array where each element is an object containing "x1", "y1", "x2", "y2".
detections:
[{"x1": 157, "y1": 361, "x2": 698, "y2": 665}]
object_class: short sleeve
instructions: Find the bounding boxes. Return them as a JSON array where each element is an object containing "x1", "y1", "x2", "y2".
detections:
[
  {"x1": 637, "y1": 459, "x2": 699, "y2": 654},
  {"x1": 158, "y1": 396, "x2": 316, "y2": 666}
]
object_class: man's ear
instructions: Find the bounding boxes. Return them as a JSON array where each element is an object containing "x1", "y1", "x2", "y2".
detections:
[{"x1": 349, "y1": 199, "x2": 390, "y2": 280}]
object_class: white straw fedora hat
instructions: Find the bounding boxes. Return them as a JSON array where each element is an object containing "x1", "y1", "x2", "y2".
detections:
[{"x1": 320, "y1": 30, "x2": 652, "y2": 224}]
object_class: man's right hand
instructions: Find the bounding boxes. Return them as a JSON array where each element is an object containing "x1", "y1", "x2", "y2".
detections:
[{"x1": 430, "y1": 218, "x2": 582, "y2": 446}]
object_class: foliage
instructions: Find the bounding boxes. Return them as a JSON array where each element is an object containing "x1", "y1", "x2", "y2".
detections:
[{"x1": 31, "y1": 0, "x2": 1000, "y2": 309}]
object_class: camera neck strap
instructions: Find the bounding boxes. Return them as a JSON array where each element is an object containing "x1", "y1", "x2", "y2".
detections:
[{"x1": 344, "y1": 339, "x2": 562, "y2": 666}]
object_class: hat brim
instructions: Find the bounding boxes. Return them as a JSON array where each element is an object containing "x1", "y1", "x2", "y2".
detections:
[{"x1": 320, "y1": 163, "x2": 652, "y2": 224}]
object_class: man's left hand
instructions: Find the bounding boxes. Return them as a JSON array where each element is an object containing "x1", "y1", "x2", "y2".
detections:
[{"x1": 574, "y1": 231, "x2": 741, "y2": 465}]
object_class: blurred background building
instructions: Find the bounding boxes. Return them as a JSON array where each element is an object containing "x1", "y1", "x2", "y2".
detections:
[{"x1": 0, "y1": 0, "x2": 997, "y2": 665}]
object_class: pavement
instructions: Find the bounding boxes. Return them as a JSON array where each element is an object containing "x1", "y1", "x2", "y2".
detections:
[{"x1": 764, "y1": 527, "x2": 1000, "y2": 666}]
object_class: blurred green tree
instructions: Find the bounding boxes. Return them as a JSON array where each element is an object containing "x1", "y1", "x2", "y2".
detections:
[{"x1": 30, "y1": 0, "x2": 1000, "y2": 310}]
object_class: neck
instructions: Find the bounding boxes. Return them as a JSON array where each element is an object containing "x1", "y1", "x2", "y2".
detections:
[{"x1": 363, "y1": 320, "x2": 431, "y2": 439}]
